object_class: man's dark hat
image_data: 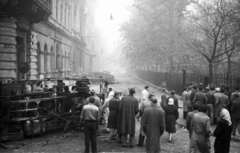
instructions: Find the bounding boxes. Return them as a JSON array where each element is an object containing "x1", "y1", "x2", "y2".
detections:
[{"x1": 90, "y1": 89, "x2": 95, "y2": 94}]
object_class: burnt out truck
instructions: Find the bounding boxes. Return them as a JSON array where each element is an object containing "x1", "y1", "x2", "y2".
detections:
[{"x1": 0, "y1": 77, "x2": 106, "y2": 141}]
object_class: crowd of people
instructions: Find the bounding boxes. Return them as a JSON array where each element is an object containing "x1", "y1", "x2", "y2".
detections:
[
  {"x1": 182, "y1": 84, "x2": 240, "y2": 136},
  {"x1": 78, "y1": 84, "x2": 240, "y2": 153},
  {"x1": 182, "y1": 84, "x2": 240, "y2": 153}
]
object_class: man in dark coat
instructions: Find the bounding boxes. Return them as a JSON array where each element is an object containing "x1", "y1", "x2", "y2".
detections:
[
  {"x1": 193, "y1": 86, "x2": 208, "y2": 106},
  {"x1": 160, "y1": 88, "x2": 168, "y2": 110},
  {"x1": 117, "y1": 87, "x2": 139, "y2": 147},
  {"x1": 215, "y1": 88, "x2": 229, "y2": 123},
  {"x1": 142, "y1": 97, "x2": 165, "y2": 153},
  {"x1": 137, "y1": 92, "x2": 155, "y2": 147},
  {"x1": 231, "y1": 94, "x2": 240, "y2": 136},
  {"x1": 205, "y1": 86, "x2": 215, "y2": 124},
  {"x1": 190, "y1": 86, "x2": 198, "y2": 104},
  {"x1": 230, "y1": 86, "x2": 240, "y2": 110},
  {"x1": 167, "y1": 90, "x2": 179, "y2": 108}
]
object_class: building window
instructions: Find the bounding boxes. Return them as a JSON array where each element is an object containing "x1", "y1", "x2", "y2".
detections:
[
  {"x1": 62, "y1": 51, "x2": 65, "y2": 71},
  {"x1": 51, "y1": 46, "x2": 54, "y2": 71},
  {"x1": 61, "y1": 3, "x2": 64, "y2": 25},
  {"x1": 52, "y1": 0, "x2": 56, "y2": 19},
  {"x1": 44, "y1": 44, "x2": 48, "y2": 72},
  {"x1": 56, "y1": 44, "x2": 61, "y2": 71},
  {"x1": 67, "y1": 52, "x2": 70, "y2": 70},
  {"x1": 37, "y1": 42, "x2": 41, "y2": 78},
  {"x1": 68, "y1": 9, "x2": 71, "y2": 30},
  {"x1": 56, "y1": 0, "x2": 58, "y2": 21},
  {"x1": 60, "y1": 3, "x2": 63, "y2": 24},
  {"x1": 65, "y1": 5, "x2": 67, "y2": 28}
]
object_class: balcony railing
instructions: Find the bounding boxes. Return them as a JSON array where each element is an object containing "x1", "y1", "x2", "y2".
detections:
[
  {"x1": 39, "y1": 0, "x2": 51, "y2": 7},
  {"x1": 34, "y1": 0, "x2": 52, "y2": 12},
  {"x1": 0, "y1": 0, "x2": 52, "y2": 23}
]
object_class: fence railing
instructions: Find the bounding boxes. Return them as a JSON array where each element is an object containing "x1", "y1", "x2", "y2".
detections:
[{"x1": 132, "y1": 70, "x2": 240, "y2": 94}]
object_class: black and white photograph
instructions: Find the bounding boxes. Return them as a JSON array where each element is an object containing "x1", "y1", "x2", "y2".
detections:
[{"x1": 0, "y1": 0, "x2": 240, "y2": 152}]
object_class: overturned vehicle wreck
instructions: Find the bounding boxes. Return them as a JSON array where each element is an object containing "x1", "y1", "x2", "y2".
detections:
[{"x1": 0, "y1": 77, "x2": 106, "y2": 141}]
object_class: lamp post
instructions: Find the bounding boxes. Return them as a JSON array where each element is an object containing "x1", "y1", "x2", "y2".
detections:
[{"x1": 110, "y1": 13, "x2": 113, "y2": 20}]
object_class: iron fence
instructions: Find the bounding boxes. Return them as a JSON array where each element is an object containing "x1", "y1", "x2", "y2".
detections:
[
  {"x1": 212, "y1": 74, "x2": 240, "y2": 90},
  {"x1": 133, "y1": 69, "x2": 240, "y2": 94},
  {"x1": 185, "y1": 73, "x2": 206, "y2": 86},
  {"x1": 166, "y1": 72, "x2": 183, "y2": 95}
]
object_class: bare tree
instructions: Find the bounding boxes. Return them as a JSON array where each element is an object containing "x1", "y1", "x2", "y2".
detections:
[
  {"x1": 121, "y1": 0, "x2": 192, "y2": 72},
  {"x1": 185, "y1": 0, "x2": 240, "y2": 83}
]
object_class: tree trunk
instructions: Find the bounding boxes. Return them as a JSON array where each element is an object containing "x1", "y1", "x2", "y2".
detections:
[
  {"x1": 209, "y1": 63, "x2": 213, "y2": 85},
  {"x1": 227, "y1": 56, "x2": 232, "y2": 87}
]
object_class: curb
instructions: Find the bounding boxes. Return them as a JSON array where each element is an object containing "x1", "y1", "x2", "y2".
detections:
[
  {"x1": 128, "y1": 73, "x2": 187, "y2": 127},
  {"x1": 128, "y1": 73, "x2": 182, "y2": 100},
  {"x1": 128, "y1": 73, "x2": 162, "y2": 90}
]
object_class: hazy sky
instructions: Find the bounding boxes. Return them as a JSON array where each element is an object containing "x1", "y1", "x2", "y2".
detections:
[{"x1": 95, "y1": 0, "x2": 131, "y2": 50}]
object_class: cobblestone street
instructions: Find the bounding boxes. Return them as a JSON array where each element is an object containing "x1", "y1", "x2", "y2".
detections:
[{"x1": 1, "y1": 73, "x2": 240, "y2": 153}]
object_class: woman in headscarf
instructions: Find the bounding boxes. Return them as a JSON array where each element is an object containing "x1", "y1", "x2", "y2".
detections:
[
  {"x1": 164, "y1": 98, "x2": 179, "y2": 142},
  {"x1": 213, "y1": 108, "x2": 232, "y2": 153}
]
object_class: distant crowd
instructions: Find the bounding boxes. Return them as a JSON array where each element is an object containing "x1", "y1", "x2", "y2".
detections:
[{"x1": 79, "y1": 83, "x2": 240, "y2": 153}]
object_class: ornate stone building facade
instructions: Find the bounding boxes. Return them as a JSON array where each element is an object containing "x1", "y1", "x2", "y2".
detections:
[{"x1": 0, "y1": 0, "x2": 98, "y2": 81}]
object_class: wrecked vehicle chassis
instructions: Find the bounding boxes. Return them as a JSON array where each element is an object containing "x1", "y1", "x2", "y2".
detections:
[{"x1": 0, "y1": 95, "x2": 83, "y2": 141}]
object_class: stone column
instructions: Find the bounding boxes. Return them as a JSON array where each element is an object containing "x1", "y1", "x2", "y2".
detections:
[
  {"x1": 26, "y1": 31, "x2": 38, "y2": 80},
  {"x1": 0, "y1": 15, "x2": 17, "y2": 80}
]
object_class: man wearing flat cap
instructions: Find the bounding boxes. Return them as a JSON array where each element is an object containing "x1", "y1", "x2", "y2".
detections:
[
  {"x1": 117, "y1": 87, "x2": 139, "y2": 147},
  {"x1": 85, "y1": 89, "x2": 101, "y2": 109}
]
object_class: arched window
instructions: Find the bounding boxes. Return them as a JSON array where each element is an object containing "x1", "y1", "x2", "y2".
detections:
[
  {"x1": 56, "y1": 0, "x2": 59, "y2": 21},
  {"x1": 56, "y1": 44, "x2": 61, "y2": 71},
  {"x1": 68, "y1": 6, "x2": 71, "y2": 30},
  {"x1": 65, "y1": 51, "x2": 68, "y2": 70},
  {"x1": 51, "y1": 46, "x2": 54, "y2": 71},
  {"x1": 64, "y1": 5, "x2": 68, "y2": 28},
  {"x1": 72, "y1": 50, "x2": 75, "y2": 71},
  {"x1": 44, "y1": 44, "x2": 49, "y2": 72},
  {"x1": 67, "y1": 52, "x2": 70, "y2": 70},
  {"x1": 50, "y1": 0, "x2": 53, "y2": 15},
  {"x1": 62, "y1": 51, "x2": 65, "y2": 70},
  {"x1": 37, "y1": 42, "x2": 41, "y2": 77}
]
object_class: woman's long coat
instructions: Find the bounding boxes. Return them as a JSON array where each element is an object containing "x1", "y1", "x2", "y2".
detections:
[
  {"x1": 116, "y1": 95, "x2": 138, "y2": 135},
  {"x1": 213, "y1": 119, "x2": 232, "y2": 153},
  {"x1": 107, "y1": 97, "x2": 119, "y2": 129},
  {"x1": 142, "y1": 105, "x2": 165, "y2": 153},
  {"x1": 164, "y1": 105, "x2": 179, "y2": 133}
]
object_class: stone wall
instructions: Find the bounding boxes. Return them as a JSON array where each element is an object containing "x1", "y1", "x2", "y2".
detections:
[
  {"x1": 0, "y1": 16, "x2": 17, "y2": 80},
  {"x1": 26, "y1": 31, "x2": 38, "y2": 80}
]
